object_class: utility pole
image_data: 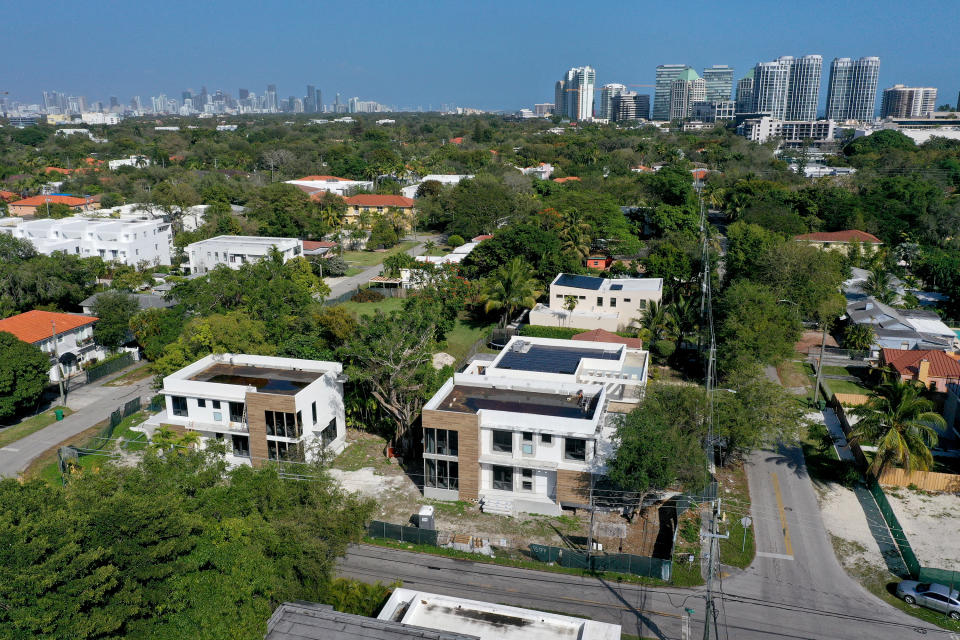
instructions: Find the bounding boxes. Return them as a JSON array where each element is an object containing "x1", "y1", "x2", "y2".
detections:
[
  {"x1": 702, "y1": 497, "x2": 721, "y2": 640},
  {"x1": 51, "y1": 320, "x2": 65, "y2": 406},
  {"x1": 812, "y1": 321, "x2": 829, "y2": 405}
]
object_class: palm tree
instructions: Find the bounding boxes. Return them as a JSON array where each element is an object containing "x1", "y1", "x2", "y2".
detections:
[
  {"x1": 862, "y1": 265, "x2": 896, "y2": 304},
  {"x1": 481, "y1": 257, "x2": 541, "y2": 328},
  {"x1": 423, "y1": 240, "x2": 437, "y2": 255},
  {"x1": 850, "y1": 379, "x2": 944, "y2": 477},
  {"x1": 671, "y1": 295, "x2": 699, "y2": 348},
  {"x1": 842, "y1": 324, "x2": 875, "y2": 352},
  {"x1": 559, "y1": 210, "x2": 592, "y2": 262},
  {"x1": 637, "y1": 300, "x2": 674, "y2": 343}
]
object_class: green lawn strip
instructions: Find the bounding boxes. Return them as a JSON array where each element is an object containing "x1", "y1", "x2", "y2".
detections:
[
  {"x1": 0, "y1": 406, "x2": 73, "y2": 449},
  {"x1": 336, "y1": 296, "x2": 406, "y2": 318},
  {"x1": 344, "y1": 267, "x2": 363, "y2": 277},
  {"x1": 827, "y1": 379, "x2": 872, "y2": 395},
  {"x1": 717, "y1": 463, "x2": 755, "y2": 569},
  {"x1": 341, "y1": 241, "x2": 417, "y2": 268},
  {"x1": 103, "y1": 364, "x2": 153, "y2": 386},
  {"x1": 331, "y1": 436, "x2": 392, "y2": 472},
  {"x1": 441, "y1": 316, "x2": 497, "y2": 361},
  {"x1": 361, "y1": 538, "x2": 681, "y2": 587}
]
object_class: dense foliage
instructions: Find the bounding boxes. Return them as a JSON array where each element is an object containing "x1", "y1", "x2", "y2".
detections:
[{"x1": 0, "y1": 333, "x2": 51, "y2": 421}]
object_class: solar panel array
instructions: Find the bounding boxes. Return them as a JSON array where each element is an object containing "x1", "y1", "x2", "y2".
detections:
[
  {"x1": 497, "y1": 344, "x2": 621, "y2": 374},
  {"x1": 554, "y1": 273, "x2": 604, "y2": 290}
]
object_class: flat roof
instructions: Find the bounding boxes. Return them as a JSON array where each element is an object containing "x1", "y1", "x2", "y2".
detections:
[
  {"x1": 190, "y1": 235, "x2": 299, "y2": 246},
  {"x1": 496, "y1": 343, "x2": 621, "y2": 375},
  {"x1": 552, "y1": 273, "x2": 663, "y2": 293},
  {"x1": 189, "y1": 362, "x2": 322, "y2": 395},
  {"x1": 438, "y1": 384, "x2": 599, "y2": 420},
  {"x1": 554, "y1": 273, "x2": 604, "y2": 290}
]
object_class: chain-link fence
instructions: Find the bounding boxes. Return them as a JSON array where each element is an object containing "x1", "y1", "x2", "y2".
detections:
[
  {"x1": 867, "y1": 477, "x2": 921, "y2": 578},
  {"x1": 367, "y1": 520, "x2": 439, "y2": 546}
]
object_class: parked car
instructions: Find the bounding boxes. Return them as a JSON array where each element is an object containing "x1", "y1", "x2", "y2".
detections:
[{"x1": 896, "y1": 581, "x2": 960, "y2": 619}]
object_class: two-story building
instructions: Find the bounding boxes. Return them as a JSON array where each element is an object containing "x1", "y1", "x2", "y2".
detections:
[
  {"x1": 142, "y1": 354, "x2": 346, "y2": 465},
  {"x1": 0, "y1": 310, "x2": 108, "y2": 382},
  {"x1": 0, "y1": 217, "x2": 172, "y2": 266},
  {"x1": 185, "y1": 235, "x2": 302, "y2": 274},
  {"x1": 6, "y1": 194, "x2": 100, "y2": 217},
  {"x1": 528, "y1": 273, "x2": 663, "y2": 332},
  {"x1": 421, "y1": 335, "x2": 648, "y2": 516},
  {"x1": 881, "y1": 348, "x2": 960, "y2": 393},
  {"x1": 341, "y1": 194, "x2": 416, "y2": 229}
]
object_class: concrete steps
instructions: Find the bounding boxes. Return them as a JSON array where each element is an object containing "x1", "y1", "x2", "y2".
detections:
[{"x1": 479, "y1": 497, "x2": 513, "y2": 516}]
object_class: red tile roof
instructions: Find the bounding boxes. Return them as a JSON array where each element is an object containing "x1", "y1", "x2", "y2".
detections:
[
  {"x1": 45, "y1": 166, "x2": 73, "y2": 175},
  {"x1": 690, "y1": 169, "x2": 709, "y2": 180},
  {"x1": 795, "y1": 230, "x2": 882, "y2": 244},
  {"x1": 302, "y1": 240, "x2": 338, "y2": 251},
  {"x1": 572, "y1": 328, "x2": 644, "y2": 349},
  {"x1": 0, "y1": 310, "x2": 97, "y2": 344},
  {"x1": 297, "y1": 175, "x2": 351, "y2": 182},
  {"x1": 553, "y1": 176, "x2": 581, "y2": 183},
  {"x1": 0, "y1": 190, "x2": 17, "y2": 202},
  {"x1": 472, "y1": 234, "x2": 493, "y2": 243},
  {"x1": 449, "y1": 137, "x2": 464, "y2": 144},
  {"x1": 882, "y1": 349, "x2": 960, "y2": 380},
  {"x1": 9, "y1": 195, "x2": 91, "y2": 208},
  {"x1": 344, "y1": 194, "x2": 415, "y2": 208}
]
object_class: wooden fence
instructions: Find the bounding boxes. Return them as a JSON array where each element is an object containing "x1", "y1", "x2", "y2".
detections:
[
  {"x1": 877, "y1": 467, "x2": 960, "y2": 493},
  {"x1": 833, "y1": 392, "x2": 870, "y2": 407}
]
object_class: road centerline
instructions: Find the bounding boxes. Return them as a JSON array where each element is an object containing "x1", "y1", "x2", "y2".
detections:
[{"x1": 770, "y1": 471, "x2": 794, "y2": 557}]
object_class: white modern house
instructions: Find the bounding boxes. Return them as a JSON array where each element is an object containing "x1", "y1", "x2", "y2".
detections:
[
  {"x1": 421, "y1": 335, "x2": 648, "y2": 516},
  {"x1": 0, "y1": 217, "x2": 172, "y2": 266},
  {"x1": 529, "y1": 273, "x2": 664, "y2": 332},
  {"x1": 186, "y1": 235, "x2": 302, "y2": 274},
  {"x1": 107, "y1": 155, "x2": 150, "y2": 170},
  {"x1": 400, "y1": 174, "x2": 474, "y2": 199},
  {"x1": 284, "y1": 176, "x2": 373, "y2": 197},
  {"x1": 141, "y1": 353, "x2": 346, "y2": 465},
  {"x1": 0, "y1": 310, "x2": 109, "y2": 382}
]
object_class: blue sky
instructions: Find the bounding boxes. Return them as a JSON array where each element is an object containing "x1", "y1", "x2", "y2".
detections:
[{"x1": 7, "y1": 0, "x2": 959, "y2": 112}]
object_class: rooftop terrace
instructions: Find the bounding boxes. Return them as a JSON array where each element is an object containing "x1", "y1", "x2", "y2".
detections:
[
  {"x1": 437, "y1": 384, "x2": 600, "y2": 419},
  {"x1": 189, "y1": 362, "x2": 323, "y2": 395}
]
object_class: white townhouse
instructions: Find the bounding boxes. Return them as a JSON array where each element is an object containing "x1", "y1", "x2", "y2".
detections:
[
  {"x1": 529, "y1": 273, "x2": 664, "y2": 332},
  {"x1": 186, "y1": 235, "x2": 302, "y2": 274},
  {"x1": 421, "y1": 335, "x2": 649, "y2": 516},
  {"x1": 0, "y1": 217, "x2": 172, "y2": 266},
  {"x1": 141, "y1": 353, "x2": 347, "y2": 465}
]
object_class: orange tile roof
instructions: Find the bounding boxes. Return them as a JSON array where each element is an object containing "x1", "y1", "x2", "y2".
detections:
[
  {"x1": 297, "y1": 175, "x2": 351, "y2": 182},
  {"x1": 690, "y1": 169, "x2": 709, "y2": 180},
  {"x1": 449, "y1": 137, "x2": 464, "y2": 144},
  {"x1": 9, "y1": 195, "x2": 91, "y2": 208},
  {"x1": 344, "y1": 194, "x2": 415, "y2": 208},
  {"x1": 45, "y1": 167, "x2": 73, "y2": 175},
  {"x1": 0, "y1": 310, "x2": 97, "y2": 344},
  {"x1": 572, "y1": 328, "x2": 643, "y2": 349},
  {"x1": 882, "y1": 349, "x2": 960, "y2": 380},
  {"x1": 553, "y1": 176, "x2": 581, "y2": 183},
  {"x1": 795, "y1": 230, "x2": 882, "y2": 244},
  {"x1": 472, "y1": 234, "x2": 493, "y2": 243},
  {"x1": 302, "y1": 240, "x2": 338, "y2": 251},
  {"x1": 0, "y1": 190, "x2": 17, "y2": 202}
]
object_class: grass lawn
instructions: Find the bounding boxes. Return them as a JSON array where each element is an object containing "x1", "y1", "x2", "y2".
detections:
[
  {"x1": 826, "y1": 379, "x2": 872, "y2": 396},
  {"x1": 337, "y1": 296, "x2": 406, "y2": 318},
  {"x1": 344, "y1": 266, "x2": 363, "y2": 277},
  {"x1": 0, "y1": 406, "x2": 73, "y2": 449},
  {"x1": 442, "y1": 316, "x2": 497, "y2": 362},
  {"x1": 717, "y1": 461, "x2": 755, "y2": 569},
  {"x1": 104, "y1": 363, "x2": 153, "y2": 386},
  {"x1": 341, "y1": 241, "x2": 416, "y2": 268},
  {"x1": 777, "y1": 360, "x2": 813, "y2": 389}
]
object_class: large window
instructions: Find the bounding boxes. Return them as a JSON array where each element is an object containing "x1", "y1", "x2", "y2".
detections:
[
  {"x1": 320, "y1": 418, "x2": 338, "y2": 448},
  {"x1": 564, "y1": 437, "x2": 586, "y2": 461},
  {"x1": 268, "y1": 440, "x2": 302, "y2": 461},
  {"x1": 229, "y1": 402, "x2": 245, "y2": 423},
  {"x1": 171, "y1": 396, "x2": 187, "y2": 417},
  {"x1": 492, "y1": 465, "x2": 513, "y2": 491},
  {"x1": 424, "y1": 428, "x2": 457, "y2": 456},
  {"x1": 265, "y1": 410, "x2": 300, "y2": 438},
  {"x1": 231, "y1": 435, "x2": 250, "y2": 457},
  {"x1": 492, "y1": 430, "x2": 513, "y2": 454},
  {"x1": 425, "y1": 459, "x2": 459, "y2": 490}
]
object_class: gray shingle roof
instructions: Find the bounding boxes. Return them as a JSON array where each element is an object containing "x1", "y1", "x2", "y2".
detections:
[{"x1": 264, "y1": 602, "x2": 479, "y2": 640}]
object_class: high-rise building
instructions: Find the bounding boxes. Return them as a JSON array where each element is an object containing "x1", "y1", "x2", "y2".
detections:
[
  {"x1": 785, "y1": 55, "x2": 822, "y2": 120},
  {"x1": 735, "y1": 70, "x2": 755, "y2": 114},
  {"x1": 880, "y1": 85, "x2": 938, "y2": 118},
  {"x1": 534, "y1": 103, "x2": 554, "y2": 117},
  {"x1": 306, "y1": 84, "x2": 316, "y2": 113},
  {"x1": 265, "y1": 84, "x2": 278, "y2": 112},
  {"x1": 315, "y1": 88, "x2": 323, "y2": 113},
  {"x1": 654, "y1": 64, "x2": 694, "y2": 120},
  {"x1": 611, "y1": 92, "x2": 650, "y2": 121},
  {"x1": 238, "y1": 88, "x2": 250, "y2": 100},
  {"x1": 751, "y1": 60, "x2": 789, "y2": 118},
  {"x1": 668, "y1": 69, "x2": 704, "y2": 120},
  {"x1": 598, "y1": 83, "x2": 627, "y2": 120},
  {"x1": 109, "y1": 96, "x2": 118, "y2": 110},
  {"x1": 554, "y1": 66, "x2": 596, "y2": 121},
  {"x1": 825, "y1": 57, "x2": 880, "y2": 121},
  {"x1": 703, "y1": 65, "x2": 734, "y2": 102}
]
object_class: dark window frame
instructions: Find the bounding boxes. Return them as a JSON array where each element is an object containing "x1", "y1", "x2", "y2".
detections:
[
  {"x1": 564, "y1": 437, "x2": 587, "y2": 461},
  {"x1": 492, "y1": 430, "x2": 513, "y2": 453},
  {"x1": 171, "y1": 396, "x2": 188, "y2": 417}
]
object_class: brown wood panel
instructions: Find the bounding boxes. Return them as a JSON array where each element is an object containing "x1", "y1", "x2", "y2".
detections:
[
  {"x1": 423, "y1": 409, "x2": 479, "y2": 500},
  {"x1": 245, "y1": 392, "x2": 297, "y2": 467},
  {"x1": 556, "y1": 469, "x2": 591, "y2": 505},
  {"x1": 878, "y1": 468, "x2": 960, "y2": 492}
]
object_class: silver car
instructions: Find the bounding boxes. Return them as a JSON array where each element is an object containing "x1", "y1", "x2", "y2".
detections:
[{"x1": 896, "y1": 581, "x2": 960, "y2": 620}]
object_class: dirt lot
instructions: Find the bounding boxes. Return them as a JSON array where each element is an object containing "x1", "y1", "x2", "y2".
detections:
[{"x1": 330, "y1": 429, "x2": 672, "y2": 554}]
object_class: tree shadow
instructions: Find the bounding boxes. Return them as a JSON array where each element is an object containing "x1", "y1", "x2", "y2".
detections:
[
  {"x1": 851, "y1": 480, "x2": 911, "y2": 579},
  {"x1": 763, "y1": 442, "x2": 809, "y2": 479},
  {"x1": 596, "y1": 576, "x2": 670, "y2": 640}
]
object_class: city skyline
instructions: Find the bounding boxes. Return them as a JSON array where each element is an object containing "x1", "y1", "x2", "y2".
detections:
[{"x1": 2, "y1": 0, "x2": 958, "y2": 113}]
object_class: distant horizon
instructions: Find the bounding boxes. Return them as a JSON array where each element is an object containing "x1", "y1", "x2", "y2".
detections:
[{"x1": 4, "y1": 0, "x2": 958, "y2": 112}]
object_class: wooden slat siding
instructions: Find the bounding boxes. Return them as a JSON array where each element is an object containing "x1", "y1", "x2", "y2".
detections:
[
  {"x1": 556, "y1": 469, "x2": 591, "y2": 505},
  {"x1": 160, "y1": 423, "x2": 187, "y2": 435},
  {"x1": 877, "y1": 468, "x2": 960, "y2": 493},
  {"x1": 835, "y1": 393, "x2": 870, "y2": 406},
  {"x1": 423, "y1": 408, "x2": 479, "y2": 500},
  {"x1": 245, "y1": 392, "x2": 297, "y2": 467}
]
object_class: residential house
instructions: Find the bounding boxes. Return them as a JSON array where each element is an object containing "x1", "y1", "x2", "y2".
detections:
[
  {"x1": 342, "y1": 194, "x2": 416, "y2": 228},
  {"x1": 553, "y1": 176, "x2": 581, "y2": 184},
  {"x1": 284, "y1": 175, "x2": 373, "y2": 197},
  {"x1": 881, "y1": 349, "x2": 960, "y2": 393},
  {"x1": 846, "y1": 297, "x2": 958, "y2": 354},
  {"x1": 795, "y1": 230, "x2": 883, "y2": 255},
  {"x1": 421, "y1": 335, "x2": 648, "y2": 516},
  {"x1": 265, "y1": 591, "x2": 620, "y2": 639},
  {"x1": 0, "y1": 310, "x2": 108, "y2": 382},
  {"x1": 7, "y1": 194, "x2": 100, "y2": 217},
  {"x1": 140, "y1": 353, "x2": 346, "y2": 466},
  {"x1": 80, "y1": 292, "x2": 175, "y2": 315},
  {"x1": 586, "y1": 255, "x2": 613, "y2": 270},
  {"x1": 0, "y1": 217, "x2": 172, "y2": 266},
  {"x1": 400, "y1": 174, "x2": 474, "y2": 199},
  {"x1": 0, "y1": 190, "x2": 17, "y2": 202},
  {"x1": 528, "y1": 273, "x2": 663, "y2": 332},
  {"x1": 186, "y1": 235, "x2": 302, "y2": 274},
  {"x1": 518, "y1": 162, "x2": 554, "y2": 180},
  {"x1": 301, "y1": 240, "x2": 338, "y2": 257}
]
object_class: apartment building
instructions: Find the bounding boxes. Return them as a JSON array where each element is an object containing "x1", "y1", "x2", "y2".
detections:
[
  {"x1": 145, "y1": 354, "x2": 346, "y2": 465},
  {"x1": 186, "y1": 235, "x2": 301, "y2": 274},
  {"x1": 737, "y1": 117, "x2": 835, "y2": 144},
  {"x1": 0, "y1": 310, "x2": 108, "y2": 382},
  {"x1": 528, "y1": 273, "x2": 663, "y2": 332},
  {"x1": 7, "y1": 194, "x2": 100, "y2": 217},
  {"x1": 421, "y1": 335, "x2": 648, "y2": 516},
  {"x1": 342, "y1": 194, "x2": 416, "y2": 228},
  {"x1": 881, "y1": 85, "x2": 938, "y2": 118},
  {"x1": 0, "y1": 217, "x2": 172, "y2": 266}
]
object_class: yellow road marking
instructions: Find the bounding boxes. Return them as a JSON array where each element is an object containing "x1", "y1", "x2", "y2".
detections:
[{"x1": 770, "y1": 472, "x2": 793, "y2": 556}]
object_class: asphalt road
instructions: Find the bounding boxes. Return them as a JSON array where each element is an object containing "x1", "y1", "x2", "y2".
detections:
[
  {"x1": 338, "y1": 447, "x2": 948, "y2": 639},
  {"x1": 327, "y1": 235, "x2": 440, "y2": 299},
  {"x1": 0, "y1": 370, "x2": 155, "y2": 478}
]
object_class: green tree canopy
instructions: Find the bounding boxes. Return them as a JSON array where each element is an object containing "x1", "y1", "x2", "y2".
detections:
[
  {"x1": 92, "y1": 290, "x2": 140, "y2": 350},
  {"x1": 0, "y1": 332, "x2": 50, "y2": 421}
]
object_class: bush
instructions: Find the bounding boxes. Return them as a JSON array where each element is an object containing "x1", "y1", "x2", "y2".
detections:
[
  {"x1": 352, "y1": 289, "x2": 385, "y2": 303},
  {"x1": 447, "y1": 234, "x2": 465, "y2": 248},
  {"x1": 314, "y1": 255, "x2": 348, "y2": 278},
  {"x1": 368, "y1": 218, "x2": 398, "y2": 249},
  {"x1": 519, "y1": 325, "x2": 582, "y2": 339},
  {"x1": 653, "y1": 340, "x2": 676, "y2": 360}
]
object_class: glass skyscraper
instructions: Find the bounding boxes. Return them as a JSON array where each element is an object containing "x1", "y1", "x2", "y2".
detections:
[
  {"x1": 785, "y1": 55, "x2": 822, "y2": 120},
  {"x1": 826, "y1": 57, "x2": 880, "y2": 121},
  {"x1": 703, "y1": 65, "x2": 734, "y2": 102},
  {"x1": 654, "y1": 64, "x2": 694, "y2": 120}
]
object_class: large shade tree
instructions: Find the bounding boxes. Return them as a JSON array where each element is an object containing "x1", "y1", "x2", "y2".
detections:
[{"x1": 0, "y1": 333, "x2": 51, "y2": 421}]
